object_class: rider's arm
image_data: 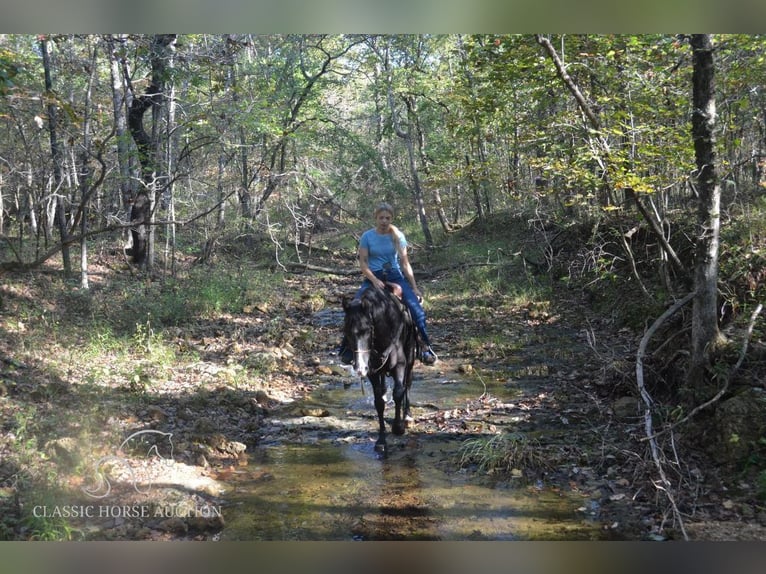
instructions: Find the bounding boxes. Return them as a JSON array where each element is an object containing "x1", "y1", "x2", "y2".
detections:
[{"x1": 358, "y1": 246, "x2": 386, "y2": 289}]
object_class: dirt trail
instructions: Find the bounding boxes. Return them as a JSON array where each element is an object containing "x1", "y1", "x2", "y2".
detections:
[
  {"x1": 208, "y1": 272, "x2": 654, "y2": 540},
  {"x1": 3, "y1": 259, "x2": 765, "y2": 540}
]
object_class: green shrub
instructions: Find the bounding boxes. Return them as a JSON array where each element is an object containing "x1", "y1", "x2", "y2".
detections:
[{"x1": 457, "y1": 432, "x2": 550, "y2": 477}]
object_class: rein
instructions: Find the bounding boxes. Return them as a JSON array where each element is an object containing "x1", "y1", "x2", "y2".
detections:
[
  {"x1": 356, "y1": 320, "x2": 391, "y2": 374},
  {"x1": 349, "y1": 289, "x2": 409, "y2": 375}
]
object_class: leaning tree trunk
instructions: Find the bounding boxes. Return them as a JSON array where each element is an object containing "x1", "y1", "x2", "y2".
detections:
[
  {"x1": 689, "y1": 34, "x2": 725, "y2": 391},
  {"x1": 536, "y1": 34, "x2": 614, "y2": 207},
  {"x1": 387, "y1": 85, "x2": 434, "y2": 249}
]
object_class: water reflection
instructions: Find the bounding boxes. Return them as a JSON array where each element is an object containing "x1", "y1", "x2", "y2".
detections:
[
  {"x1": 223, "y1": 303, "x2": 607, "y2": 539},
  {"x1": 219, "y1": 371, "x2": 607, "y2": 541}
]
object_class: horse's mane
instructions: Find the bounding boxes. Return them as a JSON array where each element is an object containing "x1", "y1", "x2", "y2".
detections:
[{"x1": 344, "y1": 287, "x2": 415, "y2": 352}]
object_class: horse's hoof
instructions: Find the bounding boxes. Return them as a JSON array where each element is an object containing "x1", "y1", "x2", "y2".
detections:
[{"x1": 392, "y1": 423, "x2": 406, "y2": 436}]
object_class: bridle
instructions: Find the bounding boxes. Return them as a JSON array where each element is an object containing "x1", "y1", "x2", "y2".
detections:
[
  {"x1": 348, "y1": 290, "x2": 408, "y2": 375},
  {"x1": 350, "y1": 318, "x2": 390, "y2": 374}
]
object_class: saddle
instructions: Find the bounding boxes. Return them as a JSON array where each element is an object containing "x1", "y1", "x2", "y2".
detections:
[{"x1": 384, "y1": 282, "x2": 403, "y2": 300}]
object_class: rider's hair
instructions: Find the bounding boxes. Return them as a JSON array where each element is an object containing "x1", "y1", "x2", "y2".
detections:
[{"x1": 374, "y1": 202, "x2": 404, "y2": 259}]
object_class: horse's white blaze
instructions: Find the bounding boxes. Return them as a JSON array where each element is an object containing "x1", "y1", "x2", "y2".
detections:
[{"x1": 354, "y1": 339, "x2": 371, "y2": 377}]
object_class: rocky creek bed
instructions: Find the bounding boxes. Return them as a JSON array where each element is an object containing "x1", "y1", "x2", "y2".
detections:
[{"x1": 2, "y1": 270, "x2": 766, "y2": 541}]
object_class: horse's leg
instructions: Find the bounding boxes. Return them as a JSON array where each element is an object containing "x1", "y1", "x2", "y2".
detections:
[
  {"x1": 402, "y1": 366, "x2": 414, "y2": 424},
  {"x1": 391, "y1": 367, "x2": 408, "y2": 436},
  {"x1": 370, "y1": 373, "x2": 387, "y2": 451}
]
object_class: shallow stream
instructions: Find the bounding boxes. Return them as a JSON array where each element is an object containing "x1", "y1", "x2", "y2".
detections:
[{"x1": 219, "y1": 361, "x2": 610, "y2": 540}]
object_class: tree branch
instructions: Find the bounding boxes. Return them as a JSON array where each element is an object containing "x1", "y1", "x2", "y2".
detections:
[
  {"x1": 535, "y1": 35, "x2": 601, "y2": 131},
  {"x1": 636, "y1": 291, "x2": 696, "y2": 541},
  {"x1": 626, "y1": 187, "x2": 690, "y2": 284},
  {"x1": 644, "y1": 302, "x2": 763, "y2": 441}
]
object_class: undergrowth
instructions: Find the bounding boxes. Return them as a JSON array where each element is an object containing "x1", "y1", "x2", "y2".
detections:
[
  {"x1": 2, "y1": 204, "x2": 766, "y2": 540},
  {"x1": 457, "y1": 432, "x2": 551, "y2": 478}
]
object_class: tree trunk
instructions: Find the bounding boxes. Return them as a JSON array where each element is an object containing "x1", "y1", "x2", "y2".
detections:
[
  {"x1": 162, "y1": 43, "x2": 178, "y2": 275},
  {"x1": 78, "y1": 41, "x2": 98, "y2": 289},
  {"x1": 386, "y1": 84, "x2": 433, "y2": 248},
  {"x1": 238, "y1": 127, "x2": 252, "y2": 221},
  {"x1": 220, "y1": 36, "x2": 253, "y2": 222},
  {"x1": 126, "y1": 34, "x2": 176, "y2": 269},
  {"x1": 457, "y1": 35, "x2": 492, "y2": 220},
  {"x1": 400, "y1": 96, "x2": 433, "y2": 249},
  {"x1": 465, "y1": 153, "x2": 485, "y2": 221},
  {"x1": 689, "y1": 34, "x2": 725, "y2": 389},
  {"x1": 40, "y1": 36, "x2": 72, "y2": 277},
  {"x1": 106, "y1": 35, "x2": 134, "y2": 243}
]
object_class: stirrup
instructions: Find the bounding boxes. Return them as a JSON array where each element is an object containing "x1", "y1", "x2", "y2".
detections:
[{"x1": 421, "y1": 346, "x2": 438, "y2": 365}]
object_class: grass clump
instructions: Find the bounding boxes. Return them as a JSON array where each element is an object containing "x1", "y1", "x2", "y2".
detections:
[{"x1": 457, "y1": 432, "x2": 550, "y2": 478}]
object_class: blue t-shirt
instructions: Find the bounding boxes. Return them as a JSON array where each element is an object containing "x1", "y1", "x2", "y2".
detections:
[{"x1": 360, "y1": 229, "x2": 407, "y2": 272}]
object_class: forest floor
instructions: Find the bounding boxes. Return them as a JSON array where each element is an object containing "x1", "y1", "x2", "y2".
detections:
[{"x1": 2, "y1": 214, "x2": 766, "y2": 541}]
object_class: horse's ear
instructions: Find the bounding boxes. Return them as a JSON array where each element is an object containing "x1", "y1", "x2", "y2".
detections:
[{"x1": 341, "y1": 294, "x2": 353, "y2": 311}]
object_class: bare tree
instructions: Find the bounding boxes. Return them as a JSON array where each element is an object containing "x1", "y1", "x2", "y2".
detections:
[
  {"x1": 77, "y1": 40, "x2": 99, "y2": 289},
  {"x1": 689, "y1": 34, "x2": 725, "y2": 389}
]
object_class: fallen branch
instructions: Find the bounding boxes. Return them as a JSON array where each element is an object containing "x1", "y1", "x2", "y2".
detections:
[
  {"x1": 636, "y1": 291, "x2": 695, "y2": 540},
  {"x1": 626, "y1": 188, "x2": 690, "y2": 286},
  {"x1": 645, "y1": 302, "x2": 764, "y2": 441},
  {"x1": 283, "y1": 259, "x2": 505, "y2": 278},
  {"x1": 284, "y1": 262, "x2": 358, "y2": 276},
  {"x1": 619, "y1": 228, "x2": 654, "y2": 301}
]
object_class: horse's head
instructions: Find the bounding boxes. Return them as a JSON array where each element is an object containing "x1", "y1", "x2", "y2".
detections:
[{"x1": 342, "y1": 296, "x2": 372, "y2": 377}]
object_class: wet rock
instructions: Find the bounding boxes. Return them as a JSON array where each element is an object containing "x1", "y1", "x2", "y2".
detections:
[
  {"x1": 713, "y1": 388, "x2": 766, "y2": 464},
  {"x1": 146, "y1": 405, "x2": 169, "y2": 422},
  {"x1": 45, "y1": 437, "x2": 82, "y2": 469},
  {"x1": 156, "y1": 517, "x2": 188, "y2": 534},
  {"x1": 206, "y1": 433, "x2": 247, "y2": 457},
  {"x1": 193, "y1": 417, "x2": 217, "y2": 434},
  {"x1": 299, "y1": 407, "x2": 330, "y2": 418}
]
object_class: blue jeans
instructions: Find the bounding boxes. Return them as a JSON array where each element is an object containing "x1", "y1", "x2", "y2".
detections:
[{"x1": 356, "y1": 268, "x2": 432, "y2": 347}]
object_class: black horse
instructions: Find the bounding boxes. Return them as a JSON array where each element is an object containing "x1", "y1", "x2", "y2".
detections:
[{"x1": 342, "y1": 286, "x2": 419, "y2": 452}]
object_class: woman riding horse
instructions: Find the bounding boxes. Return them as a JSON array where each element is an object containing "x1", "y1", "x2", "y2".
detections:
[{"x1": 339, "y1": 202, "x2": 438, "y2": 365}]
